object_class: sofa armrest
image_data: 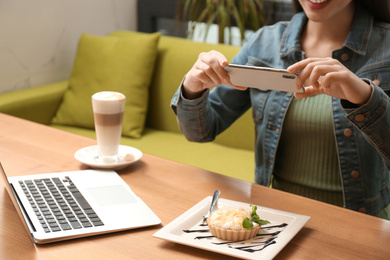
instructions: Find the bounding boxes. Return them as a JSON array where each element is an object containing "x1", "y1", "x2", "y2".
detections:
[{"x1": 0, "y1": 81, "x2": 68, "y2": 125}]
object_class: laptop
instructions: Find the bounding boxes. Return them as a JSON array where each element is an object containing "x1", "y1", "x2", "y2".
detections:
[{"x1": 0, "y1": 163, "x2": 161, "y2": 244}]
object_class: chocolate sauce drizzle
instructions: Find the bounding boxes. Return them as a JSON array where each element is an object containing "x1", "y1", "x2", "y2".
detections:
[
  {"x1": 263, "y1": 223, "x2": 288, "y2": 229},
  {"x1": 183, "y1": 229, "x2": 210, "y2": 233},
  {"x1": 182, "y1": 222, "x2": 288, "y2": 254}
]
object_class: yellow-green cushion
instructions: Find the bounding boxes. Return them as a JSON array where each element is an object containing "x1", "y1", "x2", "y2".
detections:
[{"x1": 52, "y1": 31, "x2": 160, "y2": 138}]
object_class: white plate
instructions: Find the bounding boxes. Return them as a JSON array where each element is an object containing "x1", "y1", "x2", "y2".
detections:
[
  {"x1": 74, "y1": 145, "x2": 142, "y2": 170},
  {"x1": 153, "y1": 197, "x2": 310, "y2": 260}
]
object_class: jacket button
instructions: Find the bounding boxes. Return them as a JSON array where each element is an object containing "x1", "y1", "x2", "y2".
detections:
[
  {"x1": 341, "y1": 53, "x2": 349, "y2": 61},
  {"x1": 344, "y1": 128, "x2": 352, "y2": 137},
  {"x1": 373, "y1": 79, "x2": 381, "y2": 86},
  {"x1": 351, "y1": 171, "x2": 360, "y2": 178},
  {"x1": 373, "y1": 74, "x2": 380, "y2": 86},
  {"x1": 355, "y1": 114, "x2": 365, "y2": 122},
  {"x1": 358, "y1": 207, "x2": 367, "y2": 214}
]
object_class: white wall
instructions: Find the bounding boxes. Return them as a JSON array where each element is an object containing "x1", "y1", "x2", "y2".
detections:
[{"x1": 0, "y1": 0, "x2": 137, "y2": 94}]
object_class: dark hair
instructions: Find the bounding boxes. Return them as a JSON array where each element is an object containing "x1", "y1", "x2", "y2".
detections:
[{"x1": 292, "y1": 0, "x2": 390, "y2": 23}]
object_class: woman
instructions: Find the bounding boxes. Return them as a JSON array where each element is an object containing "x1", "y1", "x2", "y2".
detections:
[{"x1": 171, "y1": 0, "x2": 390, "y2": 219}]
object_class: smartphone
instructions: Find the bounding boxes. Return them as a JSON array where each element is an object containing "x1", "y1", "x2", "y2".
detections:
[{"x1": 224, "y1": 64, "x2": 304, "y2": 93}]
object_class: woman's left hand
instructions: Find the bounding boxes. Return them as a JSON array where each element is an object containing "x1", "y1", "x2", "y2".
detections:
[{"x1": 287, "y1": 57, "x2": 372, "y2": 105}]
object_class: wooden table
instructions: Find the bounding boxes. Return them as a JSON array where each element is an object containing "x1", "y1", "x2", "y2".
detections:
[{"x1": 1, "y1": 112, "x2": 390, "y2": 260}]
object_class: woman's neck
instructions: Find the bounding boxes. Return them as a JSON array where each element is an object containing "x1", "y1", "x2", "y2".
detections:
[{"x1": 301, "y1": 3, "x2": 355, "y2": 58}]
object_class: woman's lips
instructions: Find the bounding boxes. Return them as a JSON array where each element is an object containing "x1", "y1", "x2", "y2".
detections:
[{"x1": 307, "y1": 0, "x2": 330, "y2": 10}]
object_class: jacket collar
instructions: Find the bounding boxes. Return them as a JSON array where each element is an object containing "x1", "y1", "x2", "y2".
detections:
[{"x1": 280, "y1": 3, "x2": 373, "y2": 58}]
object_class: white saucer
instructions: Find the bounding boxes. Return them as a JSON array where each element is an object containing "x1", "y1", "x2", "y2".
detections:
[{"x1": 74, "y1": 145, "x2": 143, "y2": 170}]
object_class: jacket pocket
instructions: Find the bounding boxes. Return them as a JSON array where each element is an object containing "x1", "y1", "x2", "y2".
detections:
[{"x1": 251, "y1": 88, "x2": 271, "y2": 122}]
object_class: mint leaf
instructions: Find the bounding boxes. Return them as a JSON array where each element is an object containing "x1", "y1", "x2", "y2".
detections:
[
  {"x1": 242, "y1": 217, "x2": 254, "y2": 229},
  {"x1": 242, "y1": 205, "x2": 271, "y2": 229},
  {"x1": 256, "y1": 219, "x2": 271, "y2": 226},
  {"x1": 249, "y1": 205, "x2": 270, "y2": 226}
]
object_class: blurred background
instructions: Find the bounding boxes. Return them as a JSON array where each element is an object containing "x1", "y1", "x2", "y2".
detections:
[{"x1": 0, "y1": 0, "x2": 293, "y2": 94}]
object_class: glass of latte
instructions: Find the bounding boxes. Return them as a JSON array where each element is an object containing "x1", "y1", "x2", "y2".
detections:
[{"x1": 92, "y1": 91, "x2": 126, "y2": 163}]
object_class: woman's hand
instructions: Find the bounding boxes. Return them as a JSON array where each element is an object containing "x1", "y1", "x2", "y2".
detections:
[
  {"x1": 287, "y1": 57, "x2": 372, "y2": 105},
  {"x1": 182, "y1": 50, "x2": 247, "y2": 99}
]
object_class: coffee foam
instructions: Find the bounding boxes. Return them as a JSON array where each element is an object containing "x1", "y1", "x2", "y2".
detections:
[{"x1": 92, "y1": 91, "x2": 126, "y2": 114}]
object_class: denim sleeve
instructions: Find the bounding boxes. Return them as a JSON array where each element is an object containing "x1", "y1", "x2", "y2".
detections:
[
  {"x1": 342, "y1": 82, "x2": 390, "y2": 165},
  {"x1": 170, "y1": 41, "x2": 254, "y2": 143},
  {"x1": 170, "y1": 83, "x2": 213, "y2": 142}
]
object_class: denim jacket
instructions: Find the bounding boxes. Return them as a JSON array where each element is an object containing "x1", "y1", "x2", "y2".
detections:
[{"x1": 171, "y1": 4, "x2": 390, "y2": 216}]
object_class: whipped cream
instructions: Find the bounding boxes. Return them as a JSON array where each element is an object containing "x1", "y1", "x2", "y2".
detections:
[{"x1": 209, "y1": 207, "x2": 259, "y2": 231}]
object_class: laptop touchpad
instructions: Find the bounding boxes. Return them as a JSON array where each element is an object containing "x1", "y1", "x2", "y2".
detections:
[{"x1": 86, "y1": 185, "x2": 137, "y2": 207}]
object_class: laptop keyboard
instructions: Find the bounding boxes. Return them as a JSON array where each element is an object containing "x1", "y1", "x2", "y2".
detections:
[{"x1": 19, "y1": 176, "x2": 104, "y2": 233}]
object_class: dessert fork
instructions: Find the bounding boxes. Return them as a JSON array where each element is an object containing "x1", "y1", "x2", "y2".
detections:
[{"x1": 200, "y1": 190, "x2": 220, "y2": 226}]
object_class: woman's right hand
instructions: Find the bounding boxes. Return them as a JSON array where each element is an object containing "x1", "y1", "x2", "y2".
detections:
[{"x1": 182, "y1": 50, "x2": 247, "y2": 99}]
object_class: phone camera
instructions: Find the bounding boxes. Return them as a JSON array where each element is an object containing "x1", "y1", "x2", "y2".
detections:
[{"x1": 282, "y1": 75, "x2": 296, "y2": 79}]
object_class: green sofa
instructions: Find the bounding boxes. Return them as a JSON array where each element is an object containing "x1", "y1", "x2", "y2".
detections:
[{"x1": 0, "y1": 31, "x2": 256, "y2": 183}]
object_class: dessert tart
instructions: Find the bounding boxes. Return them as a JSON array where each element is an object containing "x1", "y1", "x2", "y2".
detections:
[{"x1": 207, "y1": 205, "x2": 269, "y2": 241}]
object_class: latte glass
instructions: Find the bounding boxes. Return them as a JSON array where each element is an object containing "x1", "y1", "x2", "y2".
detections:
[{"x1": 92, "y1": 91, "x2": 126, "y2": 162}]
